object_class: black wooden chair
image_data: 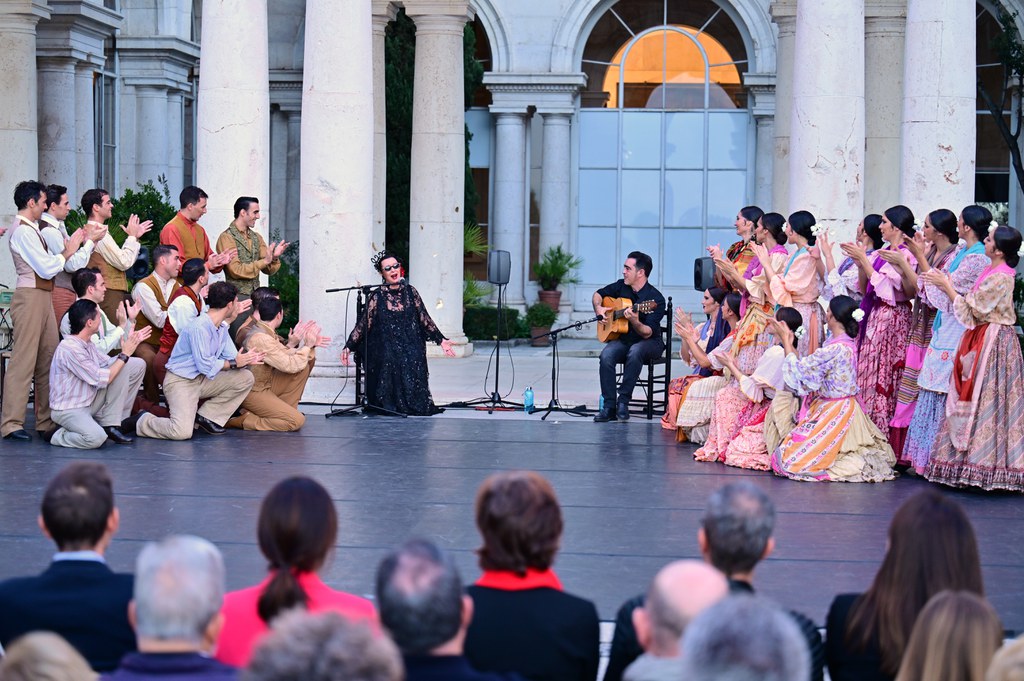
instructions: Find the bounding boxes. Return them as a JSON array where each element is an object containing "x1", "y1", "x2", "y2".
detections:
[{"x1": 616, "y1": 296, "x2": 673, "y2": 419}]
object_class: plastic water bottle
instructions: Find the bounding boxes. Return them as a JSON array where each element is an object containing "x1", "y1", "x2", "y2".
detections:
[
  {"x1": 524, "y1": 386, "x2": 535, "y2": 414},
  {"x1": 599, "y1": 394, "x2": 605, "y2": 413}
]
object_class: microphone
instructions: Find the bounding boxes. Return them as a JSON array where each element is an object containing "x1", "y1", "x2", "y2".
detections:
[{"x1": 398, "y1": 277, "x2": 407, "y2": 285}]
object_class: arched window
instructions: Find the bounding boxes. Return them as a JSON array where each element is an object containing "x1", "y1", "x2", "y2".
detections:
[{"x1": 575, "y1": 0, "x2": 751, "y2": 308}]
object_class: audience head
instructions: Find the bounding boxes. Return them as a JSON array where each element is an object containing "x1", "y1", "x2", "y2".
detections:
[
  {"x1": 244, "y1": 611, "x2": 402, "y2": 681},
  {"x1": 45, "y1": 184, "x2": 71, "y2": 221},
  {"x1": 927, "y1": 209, "x2": 959, "y2": 244},
  {"x1": 758, "y1": 212, "x2": 788, "y2": 246},
  {"x1": 376, "y1": 538, "x2": 468, "y2": 655},
  {"x1": 679, "y1": 595, "x2": 810, "y2": 681},
  {"x1": 987, "y1": 634, "x2": 1024, "y2": 681},
  {"x1": 151, "y1": 244, "x2": 180, "y2": 279},
  {"x1": 699, "y1": 482, "x2": 775, "y2": 579},
  {"x1": 829, "y1": 295, "x2": 861, "y2": 338},
  {"x1": 206, "y1": 281, "x2": 239, "y2": 311},
  {"x1": 256, "y1": 297, "x2": 284, "y2": 324},
  {"x1": 179, "y1": 186, "x2": 209, "y2": 219},
  {"x1": 787, "y1": 210, "x2": 817, "y2": 246},
  {"x1": 71, "y1": 267, "x2": 104, "y2": 301},
  {"x1": 132, "y1": 535, "x2": 225, "y2": 650},
  {"x1": 861, "y1": 214, "x2": 884, "y2": 250},
  {"x1": 0, "y1": 631, "x2": 97, "y2": 681},
  {"x1": 895, "y1": 590, "x2": 1003, "y2": 681},
  {"x1": 990, "y1": 225, "x2": 1023, "y2": 268},
  {"x1": 775, "y1": 306, "x2": 803, "y2": 335},
  {"x1": 626, "y1": 251, "x2": 654, "y2": 280},
  {"x1": 962, "y1": 205, "x2": 994, "y2": 242},
  {"x1": 634, "y1": 560, "x2": 729, "y2": 658},
  {"x1": 180, "y1": 258, "x2": 207, "y2": 288},
  {"x1": 257, "y1": 477, "x2": 338, "y2": 624},
  {"x1": 847, "y1": 490, "x2": 984, "y2": 676},
  {"x1": 67, "y1": 299, "x2": 101, "y2": 336},
  {"x1": 475, "y1": 470, "x2": 563, "y2": 575},
  {"x1": 39, "y1": 462, "x2": 117, "y2": 553},
  {"x1": 233, "y1": 196, "x2": 260, "y2": 220},
  {"x1": 80, "y1": 189, "x2": 111, "y2": 221},
  {"x1": 722, "y1": 292, "x2": 742, "y2": 323},
  {"x1": 14, "y1": 180, "x2": 47, "y2": 217},
  {"x1": 883, "y1": 205, "x2": 916, "y2": 239},
  {"x1": 703, "y1": 286, "x2": 726, "y2": 317}
]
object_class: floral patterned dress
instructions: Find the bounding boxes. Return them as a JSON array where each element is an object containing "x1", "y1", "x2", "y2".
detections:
[
  {"x1": 769, "y1": 246, "x2": 825, "y2": 356},
  {"x1": 926, "y1": 265, "x2": 1024, "y2": 492},
  {"x1": 771, "y1": 336, "x2": 896, "y2": 482},
  {"x1": 823, "y1": 253, "x2": 871, "y2": 302}
]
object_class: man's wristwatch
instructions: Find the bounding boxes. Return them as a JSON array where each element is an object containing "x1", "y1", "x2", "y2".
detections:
[
  {"x1": 116, "y1": 353, "x2": 129, "y2": 364},
  {"x1": 228, "y1": 359, "x2": 238, "y2": 370}
]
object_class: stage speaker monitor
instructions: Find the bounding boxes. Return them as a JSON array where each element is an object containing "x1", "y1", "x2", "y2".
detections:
[
  {"x1": 693, "y1": 256, "x2": 716, "y2": 291},
  {"x1": 487, "y1": 250, "x2": 511, "y2": 285},
  {"x1": 128, "y1": 246, "x2": 151, "y2": 281}
]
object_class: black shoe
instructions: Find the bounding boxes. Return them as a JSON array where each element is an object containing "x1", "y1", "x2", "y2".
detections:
[
  {"x1": 593, "y1": 407, "x2": 618, "y2": 423},
  {"x1": 616, "y1": 399, "x2": 631, "y2": 421},
  {"x1": 121, "y1": 410, "x2": 147, "y2": 434},
  {"x1": 40, "y1": 427, "x2": 59, "y2": 444},
  {"x1": 103, "y1": 426, "x2": 134, "y2": 445},
  {"x1": 195, "y1": 414, "x2": 227, "y2": 435},
  {"x1": 3, "y1": 429, "x2": 31, "y2": 441}
]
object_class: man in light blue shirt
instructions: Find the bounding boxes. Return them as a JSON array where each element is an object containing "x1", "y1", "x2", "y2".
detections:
[{"x1": 129, "y1": 282, "x2": 264, "y2": 440}]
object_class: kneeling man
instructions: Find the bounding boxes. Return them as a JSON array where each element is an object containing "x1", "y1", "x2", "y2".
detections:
[
  {"x1": 131, "y1": 282, "x2": 263, "y2": 440},
  {"x1": 48, "y1": 299, "x2": 148, "y2": 448}
]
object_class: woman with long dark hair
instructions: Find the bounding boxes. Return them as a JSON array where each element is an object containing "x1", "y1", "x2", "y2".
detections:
[
  {"x1": 661, "y1": 287, "x2": 728, "y2": 429},
  {"x1": 216, "y1": 477, "x2": 376, "y2": 666},
  {"x1": 820, "y1": 215, "x2": 884, "y2": 302},
  {"x1": 921, "y1": 224, "x2": 1024, "y2": 491}
]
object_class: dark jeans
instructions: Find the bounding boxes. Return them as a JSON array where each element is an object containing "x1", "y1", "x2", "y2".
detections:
[{"x1": 598, "y1": 337, "x2": 664, "y2": 403}]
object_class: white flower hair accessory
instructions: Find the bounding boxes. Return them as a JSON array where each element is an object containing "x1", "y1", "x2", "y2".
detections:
[
  {"x1": 913, "y1": 220, "x2": 923, "y2": 232},
  {"x1": 793, "y1": 326, "x2": 806, "y2": 339},
  {"x1": 1018, "y1": 243, "x2": 1024, "y2": 257},
  {"x1": 783, "y1": 221, "x2": 790, "y2": 231},
  {"x1": 851, "y1": 309, "x2": 865, "y2": 322},
  {"x1": 991, "y1": 220, "x2": 1000, "y2": 230},
  {"x1": 810, "y1": 223, "x2": 826, "y2": 237}
]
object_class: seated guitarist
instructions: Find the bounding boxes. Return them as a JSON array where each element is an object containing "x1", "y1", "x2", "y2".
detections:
[{"x1": 593, "y1": 251, "x2": 665, "y2": 422}]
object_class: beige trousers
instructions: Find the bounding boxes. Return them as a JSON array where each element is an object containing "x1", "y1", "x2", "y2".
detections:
[
  {"x1": 136, "y1": 368, "x2": 254, "y2": 440},
  {"x1": 1, "y1": 288, "x2": 58, "y2": 435},
  {"x1": 50, "y1": 357, "x2": 146, "y2": 449},
  {"x1": 230, "y1": 358, "x2": 313, "y2": 432}
]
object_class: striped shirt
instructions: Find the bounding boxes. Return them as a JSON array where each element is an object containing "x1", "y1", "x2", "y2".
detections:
[
  {"x1": 49, "y1": 337, "x2": 116, "y2": 411},
  {"x1": 165, "y1": 313, "x2": 238, "y2": 380}
]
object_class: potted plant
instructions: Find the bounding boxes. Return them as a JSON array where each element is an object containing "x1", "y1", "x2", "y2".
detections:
[
  {"x1": 525, "y1": 302, "x2": 559, "y2": 347},
  {"x1": 533, "y1": 245, "x2": 583, "y2": 311}
]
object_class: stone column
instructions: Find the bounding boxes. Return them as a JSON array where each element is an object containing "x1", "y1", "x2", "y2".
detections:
[
  {"x1": 769, "y1": 0, "x2": 796, "y2": 217},
  {"x1": 489, "y1": 112, "x2": 527, "y2": 307},
  {"x1": 372, "y1": 1, "x2": 396, "y2": 250},
  {"x1": 0, "y1": 1, "x2": 47, "y2": 288},
  {"x1": 285, "y1": 109, "x2": 301, "y2": 244},
  {"x1": 900, "y1": 0, "x2": 976, "y2": 216},
  {"x1": 746, "y1": 74, "x2": 777, "y2": 211},
  {"x1": 166, "y1": 91, "x2": 184, "y2": 201},
  {"x1": 299, "y1": 0, "x2": 375, "y2": 401},
  {"x1": 788, "y1": 0, "x2": 865, "y2": 241},
  {"x1": 539, "y1": 112, "x2": 571, "y2": 311},
  {"x1": 37, "y1": 57, "x2": 78, "y2": 190},
  {"x1": 269, "y1": 108, "x2": 288, "y2": 239},
  {"x1": 75, "y1": 65, "x2": 96, "y2": 198},
  {"x1": 196, "y1": 0, "x2": 271, "y2": 239},
  {"x1": 865, "y1": 1, "x2": 906, "y2": 213},
  {"x1": 405, "y1": 1, "x2": 474, "y2": 356},
  {"x1": 135, "y1": 85, "x2": 170, "y2": 186}
]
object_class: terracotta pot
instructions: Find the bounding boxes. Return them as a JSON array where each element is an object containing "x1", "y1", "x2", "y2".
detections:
[
  {"x1": 537, "y1": 289, "x2": 562, "y2": 312},
  {"x1": 530, "y1": 326, "x2": 551, "y2": 346}
]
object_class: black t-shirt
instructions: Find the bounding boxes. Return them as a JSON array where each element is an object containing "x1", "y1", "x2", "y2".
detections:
[{"x1": 595, "y1": 279, "x2": 666, "y2": 345}]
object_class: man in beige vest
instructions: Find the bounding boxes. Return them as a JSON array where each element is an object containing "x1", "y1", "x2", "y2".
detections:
[
  {"x1": 81, "y1": 188, "x2": 153, "y2": 323},
  {"x1": 40, "y1": 184, "x2": 100, "y2": 326},
  {"x1": 2, "y1": 181, "x2": 86, "y2": 441},
  {"x1": 131, "y1": 244, "x2": 181, "y2": 408}
]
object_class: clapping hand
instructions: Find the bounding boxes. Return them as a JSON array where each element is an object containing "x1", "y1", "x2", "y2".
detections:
[
  {"x1": 124, "y1": 214, "x2": 153, "y2": 239},
  {"x1": 273, "y1": 241, "x2": 289, "y2": 258},
  {"x1": 840, "y1": 241, "x2": 869, "y2": 264},
  {"x1": 235, "y1": 348, "x2": 266, "y2": 367},
  {"x1": 237, "y1": 298, "x2": 253, "y2": 314},
  {"x1": 340, "y1": 347, "x2": 352, "y2": 366},
  {"x1": 121, "y1": 327, "x2": 151, "y2": 356},
  {"x1": 85, "y1": 221, "x2": 107, "y2": 242},
  {"x1": 707, "y1": 244, "x2": 723, "y2": 260},
  {"x1": 767, "y1": 317, "x2": 795, "y2": 349}
]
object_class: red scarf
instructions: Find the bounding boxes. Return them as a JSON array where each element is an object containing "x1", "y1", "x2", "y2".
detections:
[{"x1": 475, "y1": 568, "x2": 563, "y2": 591}]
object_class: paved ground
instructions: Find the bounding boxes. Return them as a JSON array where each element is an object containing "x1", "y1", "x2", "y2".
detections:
[{"x1": 1, "y1": 339, "x2": 1021, "y2": 640}]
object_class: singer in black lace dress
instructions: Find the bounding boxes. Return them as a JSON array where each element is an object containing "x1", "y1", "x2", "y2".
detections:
[{"x1": 342, "y1": 252, "x2": 455, "y2": 415}]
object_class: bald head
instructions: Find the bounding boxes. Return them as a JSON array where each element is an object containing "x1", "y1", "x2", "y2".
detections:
[{"x1": 637, "y1": 560, "x2": 729, "y2": 657}]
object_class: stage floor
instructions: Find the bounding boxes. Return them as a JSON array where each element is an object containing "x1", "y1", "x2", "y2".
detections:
[{"x1": 1, "y1": 410, "x2": 1022, "y2": 635}]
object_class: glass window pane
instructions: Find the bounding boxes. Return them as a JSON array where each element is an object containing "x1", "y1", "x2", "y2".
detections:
[
  {"x1": 664, "y1": 229, "x2": 704, "y2": 286},
  {"x1": 578, "y1": 226, "x2": 618, "y2": 284},
  {"x1": 579, "y1": 169, "x2": 618, "y2": 226},
  {"x1": 706, "y1": 171, "x2": 746, "y2": 227},
  {"x1": 621, "y1": 170, "x2": 661, "y2": 227},
  {"x1": 580, "y1": 111, "x2": 618, "y2": 168},
  {"x1": 665, "y1": 112, "x2": 703, "y2": 168},
  {"x1": 664, "y1": 170, "x2": 703, "y2": 227},
  {"x1": 708, "y1": 112, "x2": 747, "y2": 169},
  {"x1": 621, "y1": 228, "x2": 661, "y2": 269},
  {"x1": 622, "y1": 111, "x2": 662, "y2": 168},
  {"x1": 466, "y1": 109, "x2": 492, "y2": 168}
]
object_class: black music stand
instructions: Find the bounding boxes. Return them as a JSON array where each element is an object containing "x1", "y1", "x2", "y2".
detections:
[{"x1": 531, "y1": 315, "x2": 602, "y2": 421}]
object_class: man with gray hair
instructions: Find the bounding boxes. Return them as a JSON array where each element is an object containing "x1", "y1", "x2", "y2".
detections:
[
  {"x1": 375, "y1": 538, "x2": 523, "y2": 681},
  {"x1": 622, "y1": 560, "x2": 728, "y2": 681},
  {"x1": 679, "y1": 595, "x2": 810, "y2": 681},
  {"x1": 604, "y1": 482, "x2": 823, "y2": 681},
  {"x1": 102, "y1": 535, "x2": 236, "y2": 681}
]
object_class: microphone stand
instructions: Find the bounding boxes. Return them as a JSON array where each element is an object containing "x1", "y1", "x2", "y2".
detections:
[
  {"x1": 325, "y1": 282, "x2": 406, "y2": 418},
  {"x1": 531, "y1": 315, "x2": 602, "y2": 421}
]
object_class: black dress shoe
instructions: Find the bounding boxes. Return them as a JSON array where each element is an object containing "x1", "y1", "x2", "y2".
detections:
[
  {"x1": 616, "y1": 399, "x2": 631, "y2": 421},
  {"x1": 121, "y1": 410, "x2": 147, "y2": 434},
  {"x1": 593, "y1": 407, "x2": 618, "y2": 423},
  {"x1": 103, "y1": 426, "x2": 134, "y2": 445},
  {"x1": 195, "y1": 414, "x2": 227, "y2": 435},
  {"x1": 3, "y1": 429, "x2": 31, "y2": 441}
]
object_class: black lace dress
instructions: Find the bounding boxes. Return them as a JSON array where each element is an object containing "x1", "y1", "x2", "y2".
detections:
[{"x1": 345, "y1": 284, "x2": 447, "y2": 415}]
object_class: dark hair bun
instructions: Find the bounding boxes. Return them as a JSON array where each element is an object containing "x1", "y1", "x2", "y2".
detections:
[
  {"x1": 788, "y1": 210, "x2": 817, "y2": 246},
  {"x1": 829, "y1": 295, "x2": 861, "y2": 338},
  {"x1": 994, "y1": 225, "x2": 1022, "y2": 268}
]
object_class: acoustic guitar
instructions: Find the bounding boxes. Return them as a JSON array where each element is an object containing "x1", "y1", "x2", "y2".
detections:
[{"x1": 597, "y1": 297, "x2": 658, "y2": 343}]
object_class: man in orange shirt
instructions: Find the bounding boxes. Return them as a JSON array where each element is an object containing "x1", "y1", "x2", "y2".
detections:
[{"x1": 159, "y1": 186, "x2": 235, "y2": 275}]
